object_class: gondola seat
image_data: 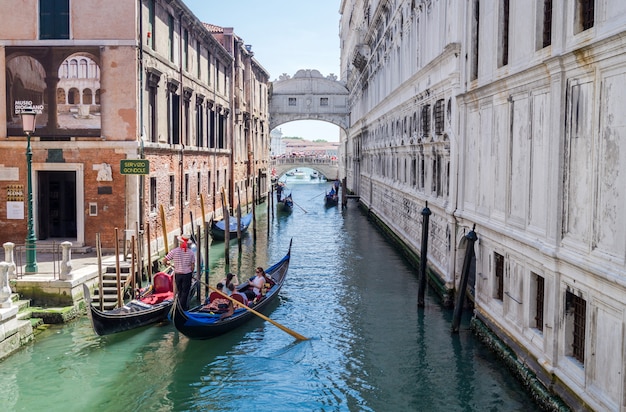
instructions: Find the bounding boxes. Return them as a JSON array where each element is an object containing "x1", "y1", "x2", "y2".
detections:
[
  {"x1": 153, "y1": 272, "x2": 173, "y2": 293},
  {"x1": 138, "y1": 272, "x2": 174, "y2": 305}
]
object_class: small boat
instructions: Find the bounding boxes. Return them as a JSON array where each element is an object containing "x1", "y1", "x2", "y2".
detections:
[
  {"x1": 277, "y1": 193, "x2": 293, "y2": 213},
  {"x1": 293, "y1": 170, "x2": 305, "y2": 179},
  {"x1": 211, "y1": 212, "x2": 253, "y2": 240},
  {"x1": 310, "y1": 171, "x2": 319, "y2": 179},
  {"x1": 285, "y1": 171, "x2": 295, "y2": 177},
  {"x1": 325, "y1": 191, "x2": 339, "y2": 207},
  {"x1": 83, "y1": 271, "x2": 175, "y2": 336},
  {"x1": 170, "y1": 240, "x2": 293, "y2": 340}
]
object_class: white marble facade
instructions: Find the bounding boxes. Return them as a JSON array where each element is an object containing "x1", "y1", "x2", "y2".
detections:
[{"x1": 340, "y1": 0, "x2": 626, "y2": 410}]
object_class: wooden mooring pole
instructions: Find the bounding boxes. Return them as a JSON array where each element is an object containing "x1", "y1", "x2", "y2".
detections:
[
  {"x1": 417, "y1": 203, "x2": 431, "y2": 307},
  {"x1": 451, "y1": 225, "x2": 478, "y2": 333}
]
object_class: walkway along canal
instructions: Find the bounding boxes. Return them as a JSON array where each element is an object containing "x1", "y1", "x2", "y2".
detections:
[{"x1": 0, "y1": 179, "x2": 550, "y2": 411}]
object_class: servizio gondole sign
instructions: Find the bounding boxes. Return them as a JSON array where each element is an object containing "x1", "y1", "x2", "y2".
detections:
[{"x1": 120, "y1": 159, "x2": 150, "y2": 175}]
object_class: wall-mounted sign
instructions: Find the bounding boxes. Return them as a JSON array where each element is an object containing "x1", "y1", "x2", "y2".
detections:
[
  {"x1": 120, "y1": 159, "x2": 150, "y2": 175},
  {"x1": 7, "y1": 201, "x2": 24, "y2": 219}
]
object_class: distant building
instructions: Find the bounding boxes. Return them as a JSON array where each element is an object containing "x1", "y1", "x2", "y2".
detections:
[{"x1": 281, "y1": 138, "x2": 338, "y2": 158}]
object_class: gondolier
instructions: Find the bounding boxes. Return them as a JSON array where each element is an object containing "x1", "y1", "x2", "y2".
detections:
[{"x1": 164, "y1": 234, "x2": 195, "y2": 310}]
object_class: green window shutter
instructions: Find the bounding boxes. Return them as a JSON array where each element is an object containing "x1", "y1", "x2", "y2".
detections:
[{"x1": 39, "y1": 0, "x2": 69, "y2": 39}]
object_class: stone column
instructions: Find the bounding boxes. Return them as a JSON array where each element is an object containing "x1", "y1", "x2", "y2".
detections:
[
  {"x1": 3, "y1": 242, "x2": 16, "y2": 280},
  {"x1": 0, "y1": 262, "x2": 11, "y2": 308},
  {"x1": 59, "y1": 241, "x2": 73, "y2": 280}
]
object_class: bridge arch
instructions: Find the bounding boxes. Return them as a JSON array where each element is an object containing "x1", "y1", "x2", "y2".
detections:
[{"x1": 269, "y1": 69, "x2": 349, "y2": 132}]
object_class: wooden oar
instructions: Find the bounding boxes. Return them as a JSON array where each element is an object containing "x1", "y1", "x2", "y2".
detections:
[
  {"x1": 207, "y1": 284, "x2": 308, "y2": 341},
  {"x1": 292, "y1": 199, "x2": 308, "y2": 214},
  {"x1": 307, "y1": 192, "x2": 325, "y2": 201}
]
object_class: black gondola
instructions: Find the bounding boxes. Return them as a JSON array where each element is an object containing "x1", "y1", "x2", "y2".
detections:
[
  {"x1": 170, "y1": 240, "x2": 292, "y2": 340},
  {"x1": 210, "y1": 212, "x2": 253, "y2": 240},
  {"x1": 277, "y1": 193, "x2": 293, "y2": 213},
  {"x1": 83, "y1": 271, "x2": 174, "y2": 336},
  {"x1": 325, "y1": 191, "x2": 339, "y2": 207}
]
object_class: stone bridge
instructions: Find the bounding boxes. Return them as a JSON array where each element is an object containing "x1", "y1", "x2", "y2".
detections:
[
  {"x1": 270, "y1": 156, "x2": 339, "y2": 180},
  {"x1": 270, "y1": 69, "x2": 349, "y2": 131}
]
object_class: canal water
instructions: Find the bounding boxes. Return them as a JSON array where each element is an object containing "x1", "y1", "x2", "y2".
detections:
[{"x1": 0, "y1": 170, "x2": 536, "y2": 411}]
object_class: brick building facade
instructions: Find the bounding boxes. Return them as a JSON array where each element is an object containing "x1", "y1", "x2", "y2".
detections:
[{"x1": 0, "y1": 0, "x2": 270, "y2": 260}]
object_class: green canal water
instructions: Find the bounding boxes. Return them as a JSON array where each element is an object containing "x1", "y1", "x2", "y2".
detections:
[{"x1": 0, "y1": 174, "x2": 538, "y2": 411}]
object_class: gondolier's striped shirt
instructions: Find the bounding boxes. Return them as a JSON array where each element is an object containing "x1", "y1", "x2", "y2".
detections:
[{"x1": 165, "y1": 247, "x2": 195, "y2": 274}]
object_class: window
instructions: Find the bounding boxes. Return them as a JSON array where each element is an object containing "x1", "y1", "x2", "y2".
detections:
[
  {"x1": 196, "y1": 98, "x2": 204, "y2": 147},
  {"x1": 542, "y1": 0, "x2": 553, "y2": 48},
  {"x1": 421, "y1": 105, "x2": 431, "y2": 136},
  {"x1": 320, "y1": 97, "x2": 329, "y2": 106},
  {"x1": 419, "y1": 153, "x2": 425, "y2": 190},
  {"x1": 577, "y1": 0, "x2": 594, "y2": 32},
  {"x1": 149, "y1": 177, "x2": 157, "y2": 213},
  {"x1": 184, "y1": 173, "x2": 190, "y2": 203},
  {"x1": 288, "y1": 97, "x2": 297, "y2": 106},
  {"x1": 470, "y1": 0, "x2": 480, "y2": 80},
  {"x1": 565, "y1": 291, "x2": 586, "y2": 364},
  {"x1": 532, "y1": 273, "x2": 545, "y2": 332},
  {"x1": 168, "y1": 14, "x2": 175, "y2": 62},
  {"x1": 147, "y1": 0, "x2": 155, "y2": 49},
  {"x1": 169, "y1": 175, "x2": 175, "y2": 207},
  {"x1": 147, "y1": 69, "x2": 161, "y2": 143},
  {"x1": 494, "y1": 252, "x2": 504, "y2": 300},
  {"x1": 197, "y1": 40, "x2": 201, "y2": 78},
  {"x1": 168, "y1": 81, "x2": 180, "y2": 145},
  {"x1": 207, "y1": 171, "x2": 212, "y2": 195},
  {"x1": 434, "y1": 99, "x2": 445, "y2": 135},
  {"x1": 207, "y1": 52, "x2": 212, "y2": 85},
  {"x1": 197, "y1": 172, "x2": 201, "y2": 198},
  {"x1": 40, "y1": 0, "x2": 69, "y2": 39},
  {"x1": 183, "y1": 29, "x2": 189, "y2": 71},
  {"x1": 499, "y1": 0, "x2": 510, "y2": 67}
]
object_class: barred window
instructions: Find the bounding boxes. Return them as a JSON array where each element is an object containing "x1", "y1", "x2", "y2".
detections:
[
  {"x1": 533, "y1": 273, "x2": 544, "y2": 332},
  {"x1": 288, "y1": 98, "x2": 297, "y2": 106},
  {"x1": 494, "y1": 252, "x2": 504, "y2": 300},
  {"x1": 169, "y1": 175, "x2": 175, "y2": 207},
  {"x1": 566, "y1": 291, "x2": 586, "y2": 364},
  {"x1": 434, "y1": 99, "x2": 445, "y2": 135},
  {"x1": 421, "y1": 105, "x2": 431, "y2": 135},
  {"x1": 150, "y1": 177, "x2": 157, "y2": 213}
]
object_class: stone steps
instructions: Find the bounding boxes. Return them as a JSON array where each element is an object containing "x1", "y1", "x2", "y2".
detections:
[{"x1": 89, "y1": 264, "x2": 135, "y2": 310}]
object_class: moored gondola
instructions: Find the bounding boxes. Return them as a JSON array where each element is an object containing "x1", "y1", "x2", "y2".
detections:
[
  {"x1": 210, "y1": 211, "x2": 253, "y2": 240},
  {"x1": 83, "y1": 270, "x2": 174, "y2": 336},
  {"x1": 170, "y1": 240, "x2": 292, "y2": 340}
]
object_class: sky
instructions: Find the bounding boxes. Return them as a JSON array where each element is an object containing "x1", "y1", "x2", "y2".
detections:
[{"x1": 183, "y1": 0, "x2": 342, "y2": 142}]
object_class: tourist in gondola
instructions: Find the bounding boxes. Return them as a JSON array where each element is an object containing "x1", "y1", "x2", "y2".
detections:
[
  {"x1": 245, "y1": 267, "x2": 267, "y2": 302},
  {"x1": 163, "y1": 234, "x2": 195, "y2": 310},
  {"x1": 220, "y1": 272, "x2": 238, "y2": 295}
]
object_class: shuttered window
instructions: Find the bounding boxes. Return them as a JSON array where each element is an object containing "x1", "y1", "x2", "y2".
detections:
[{"x1": 40, "y1": 0, "x2": 69, "y2": 39}]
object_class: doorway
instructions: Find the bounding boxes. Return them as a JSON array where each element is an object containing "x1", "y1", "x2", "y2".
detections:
[{"x1": 38, "y1": 171, "x2": 77, "y2": 239}]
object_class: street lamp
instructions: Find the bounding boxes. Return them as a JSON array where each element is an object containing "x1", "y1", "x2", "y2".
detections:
[{"x1": 20, "y1": 107, "x2": 38, "y2": 273}]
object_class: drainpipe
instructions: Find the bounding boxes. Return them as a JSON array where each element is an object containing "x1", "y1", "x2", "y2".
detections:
[
  {"x1": 178, "y1": 11, "x2": 184, "y2": 233},
  {"x1": 137, "y1": 0, "x2": 145, "y2": 247}
]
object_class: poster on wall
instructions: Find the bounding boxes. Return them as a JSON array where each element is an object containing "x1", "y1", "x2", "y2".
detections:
[{"x1": 5, "y1": 47, "x2": 102, "y2": 137}]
